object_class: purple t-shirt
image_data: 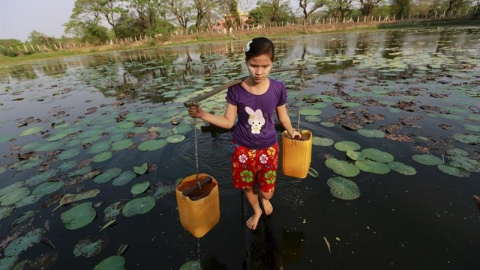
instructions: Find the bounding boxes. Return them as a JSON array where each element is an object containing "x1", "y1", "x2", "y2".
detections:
[{"x1": 226, "y1": 78, "x2": 287, "y2": 149}]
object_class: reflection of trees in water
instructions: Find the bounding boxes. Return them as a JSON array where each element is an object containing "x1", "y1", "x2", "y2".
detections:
[
  {"x1": 7, "y1": 65, "x2": 38, "y2": 80},
  {"x1": 382, "y1": 30, "x2": 406, "y2": 59}
]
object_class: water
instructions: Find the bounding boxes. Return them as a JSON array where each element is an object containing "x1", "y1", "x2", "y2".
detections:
[{"x1": 0, "y1": 26, "x2": 479, "y2": 269}]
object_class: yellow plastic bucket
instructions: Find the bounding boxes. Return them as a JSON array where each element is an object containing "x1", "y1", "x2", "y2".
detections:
[
  {"x1": 281, "y1": 130, "x2": 313, "y2": 179},
  {"x1": 176, "y1": 173, "x2": 220, "y2": 238}
]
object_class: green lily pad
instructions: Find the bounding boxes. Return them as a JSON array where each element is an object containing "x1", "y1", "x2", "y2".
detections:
[
  {"x1": 60, "y1": 202, "x2": 96, "y2": 230},
  {"x1": 94, "y1": 168, "x2": 122, "y2": 184},
  {"x1": 437, "y1": 164, "x2": 470, "y2": 178},
  {"x1": 88, "y1": 141, "x2": 111, "y2": 154},
  {"x1": 4, "y1": 228, "x2": 44, "y2": 256},
  {"x1": 35, "y1": 141, "x2": 63, "y2": 152},
  {"x1": 138, "y1": 140, "x2": 167, "y2": 151},
  {"x1": 94, "y1": 255, "x2": 126, "y2": 270},
  {"x1": 446, "y1": 148, "x2": 469, "y2": 157},
  {"x1": 448, "y1": 156, "x2": 480, "y2": 173},
  {"x1": 111, "y1": 139, "x2": 133, "y2": 151},
  {"x1": 312, "y1": 136, "x2": 334, "y2": 146},
  {"x1": 412, "y1": 154, "x2": 443, "y2": 165},
  {"x1": 0, "y1": 256, "x2": 18, "y2": 269},
  {"x1": 453, "y1": 133, "x2": 480, "y2": 144},
  {"x1": 388, "y1": 161, "x2": 417, "y2": 176},
  {"x1": 112, "y1": 171, "x2": 136, "y2": 186},
  {"x1": 122, "y1": 196, "x2": 156, "y2": 217},
  {"x1": 180, "y1": 260, "x2": 202, "y2": 270},
  {"x1": 325, "y1": 158, "x2": 360, "y2": 177},
  {"x1": 464, "y1": 124, "x2": 480, "y2": 132},
  {"x1": 20, "y1": 126, "x2": 44, "y2": 136},
  {"x1": 346, "y1": 150, "x2": 366, "y2": 161},
  {"x1": 300, "y1": 108, "x2": 322, "y2": 116},
  {"x1": 12, "y1": 210, "x2": 35, "y2": 226},
  {"x1": 32, "y1": 181, "x2": 64, "y2": 196},
  {"x1": 118, "y1": 121, "x2": 135, "y2": 129},
  {"x1": 131, "y1": 181, "x2": 150, "y2": 195},
  {"x1": 133, "y1": 163, "x2": 148, "y2": 175},
  {"x1": 0, "y1": 187, "x2": 30, "y2": 206},
  {"x1": 357, "y1": 129, "x2": 385, "y2": 138},
  {"x1": 166, "y1": 134, "x2": 186, "y2": 143},
  {"x1": 0, "y1": 205, "x2": 15, "y2": 221},
  {"x1": 361, "y1": 148, "x2": 394, "y2": 162},
  {"x1": 58, "y1": 149, "x2": 81, "y2": 160},
  {"x1": 93, "y1": 151, "x2": 113, "y2": 163},
  {"x1": 74, "y1": 239, "x2": 104, "y2": 258},
  {"x1": 26, "y1": 169, "x2": 58, "y2": 186},
  {"x1": 355, "y1": 160, "x2": 391, "y2": 174},
  {"x1": 327, "y1": 176, "x2": 361, "y2": 200},
  {"x1": 15, "y1": 195, "x2": 42, "y2": 208},
  {"x1": 47, "y1": 132, "x2": 69, "y2": 142},
  {"x1": 334, "y1": 141, "x2": 361, "y2": 152}
]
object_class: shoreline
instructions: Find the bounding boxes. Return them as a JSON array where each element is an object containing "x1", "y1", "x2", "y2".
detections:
[{"x1": 1, "y1": 17, "x2": 479, "y2": 67}]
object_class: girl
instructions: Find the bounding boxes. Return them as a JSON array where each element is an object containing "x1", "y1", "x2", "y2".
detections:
[{"x1": 188, "y1": 37, "x2": 301, "y2": 230}]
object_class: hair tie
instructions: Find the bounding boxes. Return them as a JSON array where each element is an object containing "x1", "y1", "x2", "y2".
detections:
[{"x1": 245, "y1": 40, "x2": 252, "y2": 52}]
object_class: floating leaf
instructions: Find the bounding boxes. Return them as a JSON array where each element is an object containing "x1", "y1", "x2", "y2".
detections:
[
  {"x1": 93, "y1": 151, "x2": 113, "y2": 162},
  {"x1": 131, "y1": 181, "x2": 150, "y2": 195},
  {"x1": 312, "y1": 136, "x2": 334, "y2": 146},
  {"x1": 0, "y1": 205, "x2": 15, "y2": 221},
  {"x1": 334, "y1": 141, "x2": 361, "y2": 152},
  {"x1": 58, "y1": 149, "x2": 81, "y2": 160},
  {"x1": 357, "y1": 129, "x2": 385, "y2": 138},
  {"x1": 5, "y1": 228, "x2": 44, "y2": 256},
  {"x1": 47, "y1": 132, "x2": 69, "y2": 142},
  {"x1": 133, "y1": 163, "x2": 148, "y2": 175},
  {"x1": 60, "y1": 202, "x2": 96, "y2": 230},
  {"x1": 327, "y1": 176, "x2": 361, "y2": 200},
  {"x1": 166, "y1": 134, "x2": 186, "y2": 143},
  {"x1": 180, "y1": 260, "x2": 202, "y2": 270},
  {"x1": 448, "y1": 156, "x2": 480, "y2": 173},
  {"x1": 111, "y1": 139, "x2": 133, "y2": 151},
  {"x1": 388, "y1": 161, "x2": 417, "y2": 176},
  {"x1": 0, "y1": 256, "x2": 18, "y2": 269},
  {"x1": 361, "y1": 148, "x2": 394, "y2": 163},
  {"x1": 94, "y1": 168, "x2": 122, "y2": 184},
  {"x1": 112, "y1": 171, "x2": 136, "y2": 186},
  {"x1": 0, "y1": 187, "x2": 30, "y2": 206},
  {"x1": 355, "y1": 160, "x2": 391, "y2": 174},
  {"x1": 323, "y1": 237, "x2": 331, "y2": 254},
  {"x1": 74, "y1": 239, "x2": 104, "y2": 258},
  {"x1": 308, "y1": 168, "x2": 319, "y2": 179},
  {"x1": 122, "y1": 196, "x2": 156, "y2": 217},
  {"x1": 445, "y1": 148, "x2": 469, "y2": 157},
  {"x1": 300, "y1": 108, "x2": 322, "y2": 116},
  {"x1": 325, "y1": 158, "x2": 360, "y2": 177},
  {"x1": 104, "y1": 202, "x2": 123, "y2": 222},
  {"x1": 20, "y1": 126, "x2": 44, "y2": 136},
  {"x1": 346, "y1": 150, "x2": 366, "y2": 161},
  {"x1": 93, "y1": 255, "x2": 126, "y2": 270},
  {"x1": 88, "y1": 141, "x2": 111, "y2": 154},
  {"x1": 32, "y1": 181, "x2": 64, "y2": 196},
  {"x1": 100, "y1": 220, "x2": 116, "y2": 231},
  {"x1": 412, "y1": 154, "x2": 443, "y2": 165},
  {"x1": 138, "y1": 140, "x2": 167, "y2": 151},
  {"x1": 437, "y1": 164, "x2": 470, "y2": 178}
]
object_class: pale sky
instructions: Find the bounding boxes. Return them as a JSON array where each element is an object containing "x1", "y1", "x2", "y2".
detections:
[
  {"x1": 0, "y1": 0, "x2": 76, "y2": 42},
  {"x1": 0, "y1": 0, "x2": 264, "y2": 42}
]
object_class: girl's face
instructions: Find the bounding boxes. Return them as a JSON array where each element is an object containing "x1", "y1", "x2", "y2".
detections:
[{"x1": 246, "y1": 54, "x2": 273, "y2": 83}]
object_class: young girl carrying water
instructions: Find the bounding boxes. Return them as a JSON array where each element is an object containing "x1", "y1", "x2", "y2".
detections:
[{"x1": 188, "y1": 37, "x2": 301, "y2": 230}]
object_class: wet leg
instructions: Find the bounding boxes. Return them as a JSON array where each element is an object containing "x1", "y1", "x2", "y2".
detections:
[{"x1": 244, "y1": 187, "x2": 262, "y2": 230}]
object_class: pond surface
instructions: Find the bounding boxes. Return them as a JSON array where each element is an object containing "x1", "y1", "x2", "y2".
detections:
[{"x1": 0, "y1": 26, "x2": 479, "y2": 270}]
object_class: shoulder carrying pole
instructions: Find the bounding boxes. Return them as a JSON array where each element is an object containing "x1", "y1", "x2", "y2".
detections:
[{"x1": 183, "y1": 66, "x2": 306, "y2": 107}]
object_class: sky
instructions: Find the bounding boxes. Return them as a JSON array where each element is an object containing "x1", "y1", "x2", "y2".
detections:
[
  {"x1": 0, "y1": 0, "x2": 76, "y2": 42},
  {"x1": 0, "y1": 0, "x2": 264, "y2": 42}
]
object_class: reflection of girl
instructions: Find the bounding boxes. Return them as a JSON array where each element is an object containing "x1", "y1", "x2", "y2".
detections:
[{"x1": 188, "y1": 37, "x2": 301, "y2": 230}]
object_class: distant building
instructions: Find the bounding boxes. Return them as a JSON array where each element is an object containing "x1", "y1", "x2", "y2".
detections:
[{"x1": 212, "y1": 9, "x2": 249, "y2": 32}]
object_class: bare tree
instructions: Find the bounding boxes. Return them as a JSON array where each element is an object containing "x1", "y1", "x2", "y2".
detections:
[{"x1": 165, "y1": 0, "x2": 194, "y2": 31}]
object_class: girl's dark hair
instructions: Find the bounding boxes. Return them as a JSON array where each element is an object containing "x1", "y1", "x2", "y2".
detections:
[{"x1": 245, "y1": 37, "x2": 275, "y2": 61}]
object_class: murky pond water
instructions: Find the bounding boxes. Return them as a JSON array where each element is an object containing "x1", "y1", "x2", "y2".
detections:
[{"x1": 1, "y1": 26, "x2": 479, "y2": 270}]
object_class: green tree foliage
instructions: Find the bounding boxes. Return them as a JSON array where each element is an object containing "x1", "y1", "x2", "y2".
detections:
[
  {"x1": 326, "y1": 0, "x2": 354, "y2": 21},
  {"x1": 359, "y1": 0, "x2": 384, "y2": 16},
  {"x1": 28, "y1": 31, "x2": 58, "y2": 47},
  {"x1": 248, "y1": 0, "x2": 294, "y2": 24},
  {"x1": 391, "y1": 0, "x2": 411, "y2": 18},
  {"x1": 298, "y1": 0, "x2": 326, "y2": 22}
]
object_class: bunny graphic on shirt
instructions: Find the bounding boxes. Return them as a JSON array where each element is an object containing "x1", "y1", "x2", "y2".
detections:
[{"x1": 245, "y1": 107, "x2": 265, "y2": 134}]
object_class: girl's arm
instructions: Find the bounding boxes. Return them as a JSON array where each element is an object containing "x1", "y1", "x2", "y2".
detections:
[
  {"x1": 276, "y1": 104, "x2": 301, "y2": 138},
  {"x1": 188, "y1": 102, "x2": 237, "y2": 129}
]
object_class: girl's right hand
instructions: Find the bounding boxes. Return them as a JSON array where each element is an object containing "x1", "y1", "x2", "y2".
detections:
[{"x1": 188, "y1": 103, "x2": 203, "y2": 118}]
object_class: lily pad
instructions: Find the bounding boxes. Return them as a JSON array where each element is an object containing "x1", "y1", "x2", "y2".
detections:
[
  {"x1": 58, "y1": 149, "x2": 81, "y2": 160},
  {"x1": 112, "y1": 171, "x2": 137, "y2": 186},
  {"x1": 93, "y1": 151, "x2": 113, "y2": 163},
  {"x1": 93, "y1": 255, "x2": 126, "y2": 270},
  {"x1": 131, "y1": 181, "x2": 150, "y2": 195},
  {"x1": 0, "y1": 256, "x2": 18, "y2": 269},
  {"x1": 312, "y1": 136, "x2": 334, "y2": 146},
  {"x1": 327, "y1": 176, "x2": 361, "y2": 200},
  {"x1": 357, "y1": 129, "x2": 385, "y2": 138},
  {"x1": 5, "y1": 228, "x2": 44, "y2": 256},
  {"x1": 437, "y1": 164, "x2": 470, "y2": 178},
  {"x1": 355, "y1": 160, "x2": 391, "y2": 174},
  {"x1": 180, "y1": 260, "x2": 202, "y2": 270},
  {"x1": 20, "y1": 126, "x2": 44, "y2": 136},
  {"x1": 166, "y1": 134, "x2": 186, "y2": 143},
  {"x1": 334, "y1": 141, "x2": 361, "y2": 152},
  {"x1": 60, "y1": 202, "x2": 96, "y2": 230},
  {"x1": 446, "y1": 148, "x2": 469, "y2": 157},
  {"x1": 448, "y1": 156, "x2": 480, "y2": 173},
  {"x1": 346, "y1": 150, "x2": 366, "y2": 161},
  {"x1": 133, "y1": 163, "x2": 148, "y2": 175},
  {"x1": 94, "y1": 168, "x2": 122, "y2": 184},
  {"x1": 388, "y1": 161, "x2": 417, "y2": 176},
  {"x1": 138, "y1": 139, "x2": 167, "y2": 151},
  {"x1": 74, "y1": 239, "x2": 104, "y2": 258},
  {"x1": 361, "y1": 148, "x2": 394, "y2": 162},
  {"x1": 47, "y1": 132, "x2": 69, "y2": 142},
  {"x1": 111, "y1": 139, "x2": 133, "y2": 151},
  {"x1": 32, "y1": 181, "x2": 65, "y2": 196},
  {"x1": 300, "y1": 108, "x2": 322, "y2": 116},
  {"x1": 412, "y1": 154, "x2": 443, "y2": 165},
  {"x1": 0, "y1": 205, "x2": 15, "y2": 221},
  {"x1": 88, "y1": 141, "x2": 111, "y2": 154},
  {"x1": 0, "y1": 187, "x2": 30, "y2": 206},
  {"x1": 325, "y1": 158, "x2": 360, "y2": 177},
  {"x1": 104, "y1": 201, "x2": 124, "y2": 221},
  {"x1": 122, "y1": 196, "x2": 156, "y2": 217}
]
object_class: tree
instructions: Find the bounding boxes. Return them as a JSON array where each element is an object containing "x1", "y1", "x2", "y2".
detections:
[
  {"x1": 28, "y1": 31, "x2": 57, "y2": 47},
  {"x1": 164, "y1": 0, "x2": 194, "y2": 31},
  {"x1": 298, "y1": 0, "x2": 326, "y2": 22},
  {"x1": 248, "y1": 0, "x2": 294, "y2": 24},
  {"x1": 391, "y1": 0, "x2": 411, "y2": 18},
  {"x1": 326, "y1": 0, "x2": 354, "y2": 21},
  {"x1": 358, "y1": 0, "x2": 383, "y2": 17}
]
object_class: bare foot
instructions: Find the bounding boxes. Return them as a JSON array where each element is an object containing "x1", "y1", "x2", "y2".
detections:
[
  {"x1": 246, "y1": 211, "x2": 262, "y2": 230},
  {"x1": 261, "y1": 198, "x2": 273, "y2": 215}
]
